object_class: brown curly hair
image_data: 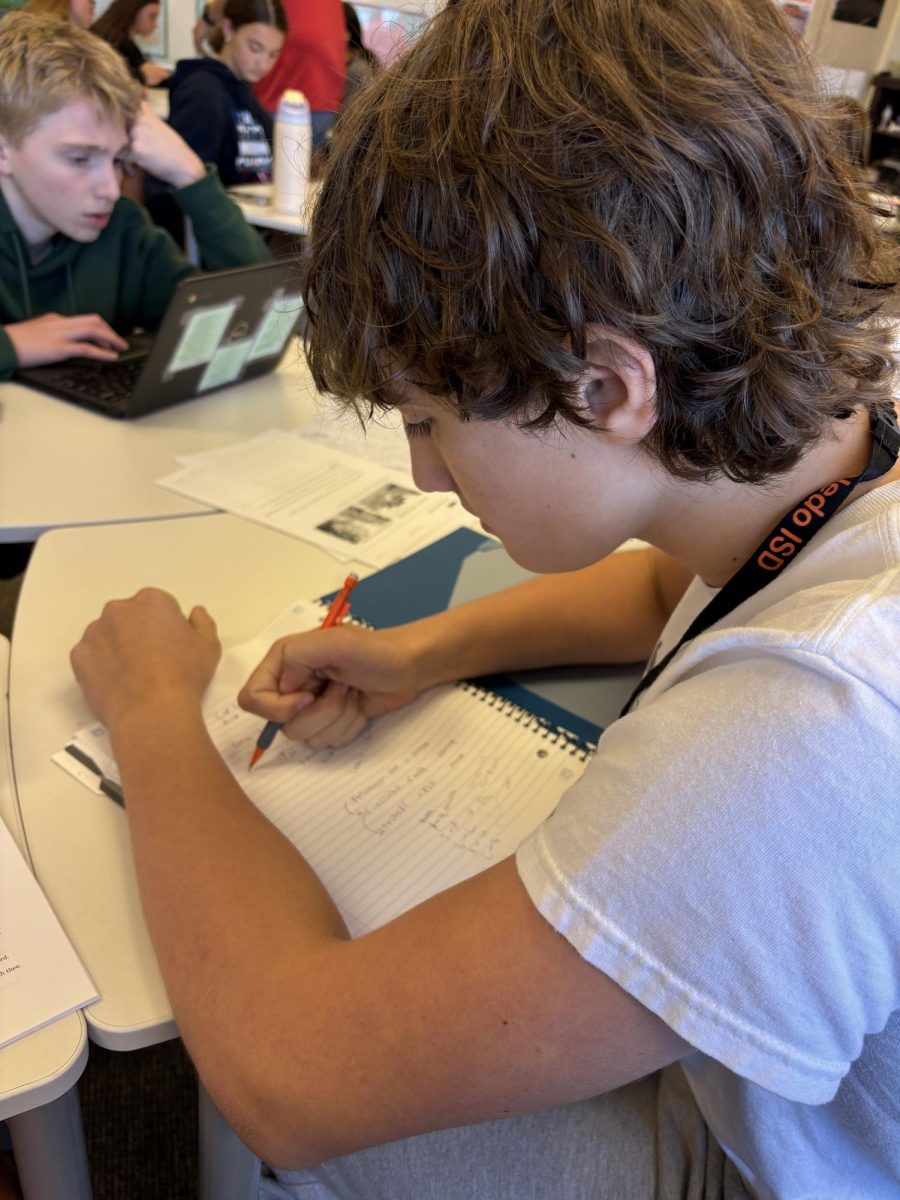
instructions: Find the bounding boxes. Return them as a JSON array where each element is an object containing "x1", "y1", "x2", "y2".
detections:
[{"x1": 303, "y1": 0, "x2": 898, "y2": 484}]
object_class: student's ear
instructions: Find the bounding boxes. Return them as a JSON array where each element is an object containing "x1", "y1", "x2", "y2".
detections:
[
  {"x1": 578, "y1": 325, "x2": 657, "y2": 443},
  {"x1": 220, "y1": 17, "x2": 234, "y2": 42}
]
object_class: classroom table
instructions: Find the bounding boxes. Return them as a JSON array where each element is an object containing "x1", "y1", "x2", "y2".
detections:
[
  {"x1": 0, "y1": 635, "x2": 91, "y2": 1200},
  {"x1": 10, "y1": 515, "x2": 367, "y2": 1196},
  {"x1": 0, "y1": 346, "x2": 319, "y2": 543},
  {"x1": 144, "y1": 86, "x2": 169, "y2": 119},
  {"x1": 10, "y1": 514, "x2": 363, "y2": 1049},
  {"x1": 227, "y1": 182, "x2": 319, "y2": 236}
]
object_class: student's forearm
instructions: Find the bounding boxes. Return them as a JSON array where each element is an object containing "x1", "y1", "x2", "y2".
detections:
[
  {"x1": 108, "y1": 691, "x2": 688, "y2": 1169},
  {"x1": 107, "y1": 701, "x2": 349, "y2": 1148},
  {"x1": 406, "y1": 546, "x2": 692, "y2": 690}
]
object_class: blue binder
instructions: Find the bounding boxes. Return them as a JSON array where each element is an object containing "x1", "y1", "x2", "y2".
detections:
[{"x1": 323, "y1": 528, "x2": 644, "y2": 747}]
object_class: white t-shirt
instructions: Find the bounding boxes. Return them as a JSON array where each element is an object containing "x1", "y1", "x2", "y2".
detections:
[{"x1": 517, "y1": 482, "x2": 900, "y2": 1200}]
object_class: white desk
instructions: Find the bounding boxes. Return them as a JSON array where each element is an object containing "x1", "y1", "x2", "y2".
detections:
[
  {"x1": 227, "y1": 182, "x2": 319, "y2": 235},
  {"x1": 0, "y1": 635, "x2": 91, "y2": 1200},
  {"x1": 10, "y1": 515, "x2": 363, "y2": 1051},
  {"x1": 144, "y1": 86, "x2": 169, "y2": 119},
  {"x1": 10, "y1": 516, "x2": 365, "y2": 1199},
  {"x1": 0, "y1": 347, "x2": 319, "y2": 543}
]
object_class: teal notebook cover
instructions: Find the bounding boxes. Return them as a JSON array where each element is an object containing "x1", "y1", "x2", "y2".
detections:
[{"x1": 323, "y1": 528, "x2": 643, "y2": 746}]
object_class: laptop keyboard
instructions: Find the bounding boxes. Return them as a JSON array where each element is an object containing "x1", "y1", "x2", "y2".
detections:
[{"x1": 44, "y1": 356, "x2": 147, "y2": 406}]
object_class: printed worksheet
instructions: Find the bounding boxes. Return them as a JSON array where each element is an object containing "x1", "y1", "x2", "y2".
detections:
[
  {"x1": 0, "y1": 817, "x2": 97, "y2": 1048},
  {"x1": 158, "y1": 431, "x2": 479, "y2": 568}
]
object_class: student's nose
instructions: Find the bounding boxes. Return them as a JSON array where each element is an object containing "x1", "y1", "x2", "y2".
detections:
[
  {"x1": 408, "y1": 438, "x2": 456, "y2": 494},
  {"x1": 96, "y1": 161, "x2": 121, "y2": 202}
]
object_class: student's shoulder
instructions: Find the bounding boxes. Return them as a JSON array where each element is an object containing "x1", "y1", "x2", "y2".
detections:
[
  {"x1": 684, "y1": 485, "x2": 900, "y2": 702},
  {"x1": 94, "y1": 196, "x2": 168, "y2": 257},
  {"x1": 169, "y1": 58, "x2": 232, "y2": 99},
  {"x1": 107, "y1": 195, "x2": 155, "y2": 232}
]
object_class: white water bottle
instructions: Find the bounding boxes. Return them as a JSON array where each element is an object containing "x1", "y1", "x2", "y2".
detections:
[{"x1": 272, "y1": 89, "x2": 311, "y2": 214}]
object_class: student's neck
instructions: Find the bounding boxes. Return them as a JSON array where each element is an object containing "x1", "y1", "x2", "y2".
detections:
[{"x1": 647, "y1": 407, "x2": 890, "y2": 587}]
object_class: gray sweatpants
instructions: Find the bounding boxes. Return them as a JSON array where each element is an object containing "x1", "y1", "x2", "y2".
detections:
[{"x1": 258, "y1": 1066, "x2": 753, "y2": 1200}]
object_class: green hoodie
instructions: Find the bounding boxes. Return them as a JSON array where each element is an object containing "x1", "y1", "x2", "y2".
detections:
[{"x1": 0, "y1": 166, "x2": 270, "y2": 379}]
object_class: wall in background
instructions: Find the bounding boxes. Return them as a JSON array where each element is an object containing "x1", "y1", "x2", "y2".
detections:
[{"x1": 805, "y1": 0, "x2": 900, "y2": 75}]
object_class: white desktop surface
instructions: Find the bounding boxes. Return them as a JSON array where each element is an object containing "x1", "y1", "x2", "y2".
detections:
[
  {"x1": 0, "y1": 345, "x2": 319, "y2": 543},
  {"x1": 227, "y1": 182, "x2": 318, "y2": 235},
  {"x1": 10, "y1": 514, "x2": 363, "y2": 1050},
  {"x1": 0, "y1": 635, "x2": 88, "y2": 1122}
]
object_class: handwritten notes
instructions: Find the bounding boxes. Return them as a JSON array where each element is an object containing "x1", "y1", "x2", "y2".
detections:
[
  {"x1": 58, "y1": 599, "x2": 591, "y2": 937},
  {"x1": 209, "y1": 684, "x2": 586, "y2": 934}
]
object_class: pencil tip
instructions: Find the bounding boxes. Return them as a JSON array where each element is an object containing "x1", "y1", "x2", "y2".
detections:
[{"x1": 249, "y1": 747, "x2": 263, "y2": 770}]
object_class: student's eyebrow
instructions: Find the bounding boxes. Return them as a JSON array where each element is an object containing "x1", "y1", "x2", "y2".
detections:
[{"x1": 59, "y1": 141, "x2": 130, "y2": 155}]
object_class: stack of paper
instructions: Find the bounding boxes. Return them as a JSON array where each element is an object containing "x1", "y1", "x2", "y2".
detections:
[{"x1": 158, "y1": 430, "x2": 481, "y2": 569}]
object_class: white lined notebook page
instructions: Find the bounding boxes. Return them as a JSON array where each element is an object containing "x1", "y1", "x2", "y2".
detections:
[{"x1": 209, "y1": 685, "x2": 590, "y2": 936}]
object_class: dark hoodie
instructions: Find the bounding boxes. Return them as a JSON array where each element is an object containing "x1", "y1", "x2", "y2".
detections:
[
  {"x1": 0, "y1": 167, "x2": 269, "y2": 379},
  {"x1": 164, "y1": 58, "x2": 274, "y2": 187}
]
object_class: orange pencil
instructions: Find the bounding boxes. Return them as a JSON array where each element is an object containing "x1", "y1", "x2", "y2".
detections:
[{"x1": 248, "y1": 572, "x2": 359, "y2": 769}]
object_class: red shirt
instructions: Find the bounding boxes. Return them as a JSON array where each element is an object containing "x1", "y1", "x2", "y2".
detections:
[{"x1": 256, "y1": 0, "x2": 346, "y2": 113}]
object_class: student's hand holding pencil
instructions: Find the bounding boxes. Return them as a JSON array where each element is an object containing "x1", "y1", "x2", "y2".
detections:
[{"x1": 237, "y1": 623, "x2": 425, "y2": 752}]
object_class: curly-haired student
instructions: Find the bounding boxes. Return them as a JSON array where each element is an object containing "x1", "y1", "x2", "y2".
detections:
[{"x1": 72, "y1": 2, "x2": 900, "y2": 1197}]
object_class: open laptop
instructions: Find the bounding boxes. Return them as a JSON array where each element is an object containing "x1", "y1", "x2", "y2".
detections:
[{"x1": 15, "y1": 259, "x2": 304, "y2": 419}]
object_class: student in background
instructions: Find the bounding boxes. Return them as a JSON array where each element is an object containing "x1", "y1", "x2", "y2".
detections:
[
  {"x1": 340, "y1": 3, "x2": 376, "y2": 106},
  {"x1": 0, "y1": 12, "x2": 269, "y2": 377},
  {"x1": 254, "y1": 0, "x2": 345, "y2": 149},
  {"x1": 91, "y1": 0, "x2": 171, "y2": 88},
  {"x1": 165, "y1": 0, "x2": 285, "y2": 186},
  {"x1": 71, "y1": 1, "x2": 899, "y2": 1198},
  {"x1": 20, "y1": 0, "x2": 95, "y2": 29},
  {"x1": 145, "y1": 0, "x2": 285, "y2": 248}
]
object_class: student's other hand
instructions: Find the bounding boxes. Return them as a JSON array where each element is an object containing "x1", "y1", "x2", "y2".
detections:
[
  {"x1": 140, "y1": 62, "x2": 172, "y2": 88},
  {"x1": 191, "y1": 14, "x2": 208, "y2": 54},
  {"x1": 130, "y1": 102, "x2": 205, "y2": 190},
  {"x1": 71, "y1": 588, "x2": 221, "y2": 734},
  {"x1": 6, "y1": 313, "x2": 128, "y2": 367},
  {"x1": 238, "y1": 624, "x2": 424, "y2": 749},
  {"x1": 192, "y1": 0, "x2": 224, "y2": 55}
]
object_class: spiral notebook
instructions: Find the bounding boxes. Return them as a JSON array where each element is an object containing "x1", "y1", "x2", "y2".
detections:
[
  {"x1": 57, "y1": 596, "x2": 594, "y2": 937},
  {"x1": 321, "y1": 527, "x2": 643, "y2": 746},
  {"x1": 207, "y1": 639, "x2": 592, "y2": 936}
]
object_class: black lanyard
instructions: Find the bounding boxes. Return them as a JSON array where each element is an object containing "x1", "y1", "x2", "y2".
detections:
[{"x1": 620, "y1": 406, "x2": 900, "y2": 717}]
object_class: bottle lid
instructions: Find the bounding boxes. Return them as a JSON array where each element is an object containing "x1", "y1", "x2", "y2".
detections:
[{"x1": 281, "y1": 89, "x2": 307, "y2": 106}]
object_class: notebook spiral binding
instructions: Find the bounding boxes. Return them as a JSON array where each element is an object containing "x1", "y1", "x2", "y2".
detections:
[{"x1": 459, "y1": 681, "x2": 595, "y2": 761}]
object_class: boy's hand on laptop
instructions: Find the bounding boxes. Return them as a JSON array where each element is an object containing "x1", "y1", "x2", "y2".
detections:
[
  {"x1": 6, "y1": 313, "x2": 129, "y2": 367},
  {"x1": 130, "y1": 102, "x2": 205, "y2": 190}
]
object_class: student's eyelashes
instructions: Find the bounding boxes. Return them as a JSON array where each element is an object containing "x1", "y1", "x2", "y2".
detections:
[{"x1": 403, "y1": 418, "x2": 433, "y2": 439}]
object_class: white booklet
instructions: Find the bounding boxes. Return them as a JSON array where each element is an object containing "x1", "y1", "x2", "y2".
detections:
[
  {"x1": 55, "y1": 601, "x2": 592, "y2": 937},
  {"x1": 1, "y1": 639, "x2": 97, "y2": 1050}
]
